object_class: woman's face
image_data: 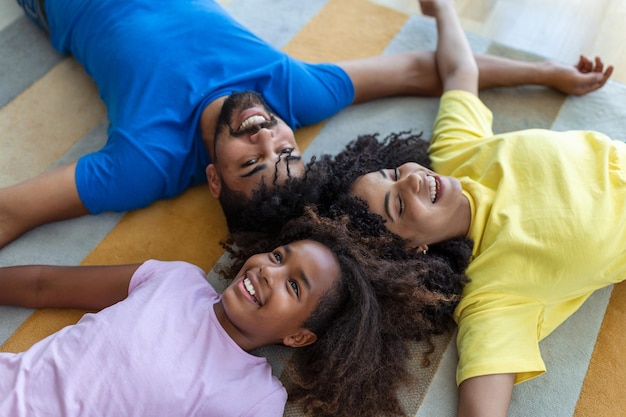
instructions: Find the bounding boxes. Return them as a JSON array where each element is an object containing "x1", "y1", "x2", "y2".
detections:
[
  {"x1": 351, "y1": 162, "x2": 469, "y2": 249},
  {"x1": 217, "y1": 239, "x2": 340, "y2": 350}
]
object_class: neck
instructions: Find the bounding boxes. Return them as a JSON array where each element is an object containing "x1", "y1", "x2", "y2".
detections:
[
  {"x1": 455, "y1": 194, "x2": 472, "y2": 238},
  {"x1": 213, "y1": 301, "x2": 258, "y2": 352},
  {"x1": 200, "y1": 96, "x2": 228, "y2": 160}
]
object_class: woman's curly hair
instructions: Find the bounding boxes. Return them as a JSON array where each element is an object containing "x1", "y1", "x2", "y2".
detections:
[
  {"x1": 220, "y1": 206, "x2": 470, "y2": 417},
  {"x1": 230, "y1": 130, "x2": 473, "y2": 271}
]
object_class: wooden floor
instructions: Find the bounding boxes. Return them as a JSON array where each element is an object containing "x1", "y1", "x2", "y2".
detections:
[{"x1": 375, "y1": 0, "x2": 626, "y2": 84}]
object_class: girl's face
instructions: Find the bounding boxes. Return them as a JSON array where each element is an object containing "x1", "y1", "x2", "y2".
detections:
[
  {"x1": 216, "y1": 239, "x2": 339, "y2": 351},
  {"x1": 351, "y1": 162, "x2": 470, "y2": 250}
]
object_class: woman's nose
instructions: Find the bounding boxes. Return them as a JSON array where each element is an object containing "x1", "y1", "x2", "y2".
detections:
[{"x1": 400, "y1": 172, "x2": 421, "y2": 194}]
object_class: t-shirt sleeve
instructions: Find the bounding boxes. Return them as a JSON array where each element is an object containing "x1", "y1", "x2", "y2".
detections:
[
  {"x1": 286, "y1": 62, "x2": 354, "y2": 128},
  {"x1": 455, "y1": 294, "x2": 547, "y2": 386},
  {"x1": 128, "y1": 260, "x2": 211, "y2": 295},
  {"x1": 429, "y1": 90, "x2": 494, "y2": 159},
  {"x1": 243, "y1": 386, "x2": 287, "y2": 417},
  {"x1": 75, "y1": 136, "x2": 170, "y2": 214}
]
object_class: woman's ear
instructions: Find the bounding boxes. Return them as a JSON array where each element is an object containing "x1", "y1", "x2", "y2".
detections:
[
  {"x1": 206, "y1": 164, "x2": 222, "y2": 198},
  {"x1": 283, "y1": 329, "x2": 318, "y2": 348}
]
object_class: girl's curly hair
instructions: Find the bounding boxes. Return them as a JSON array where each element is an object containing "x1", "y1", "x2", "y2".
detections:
[
  {"x1": 230, "y1": 130, "x2": 472, "y2": 270},
  {"x1": 222, "y1": 132, "x2": 472, "y2": 416},
  {"x1": 220, "y1": 205, "x2": 470, "y2": 417}
]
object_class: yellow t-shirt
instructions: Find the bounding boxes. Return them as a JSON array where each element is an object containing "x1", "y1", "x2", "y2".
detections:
[{"x1": 430, "y1": 90, "x2": 626, "y2": 386}]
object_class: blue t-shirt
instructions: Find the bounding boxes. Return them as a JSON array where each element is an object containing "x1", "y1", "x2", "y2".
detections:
[{"x1": 46, "y1": 0, "x2": 354, "y2": 213}]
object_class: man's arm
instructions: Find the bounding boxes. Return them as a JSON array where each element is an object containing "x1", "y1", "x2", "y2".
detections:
[
  {"x1": 0, "y1": 161, "x2": 89, "y2": 249},
  {"x1": 337, "y1": 37, "x2": 612, "y2": 103},
  {"x1": 458, "y1": 374, "x2": 515, "y2": 417},
  {"x1": 0, "y1": 263, "x2": 141, "y2": 311}
]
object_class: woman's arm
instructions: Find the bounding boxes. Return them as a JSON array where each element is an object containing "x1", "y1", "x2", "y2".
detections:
[
  {"x1": 0, "y1": 263, "x2": 142, "y2": 311},
  {"x1": 419, "y1": 0, "x2": 478, "y2": 95},
  {"x1": 458, "y1": 373, "x2": 515, "y2": 417}
]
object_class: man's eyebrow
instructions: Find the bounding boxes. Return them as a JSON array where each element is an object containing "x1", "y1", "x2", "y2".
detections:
[
  {"x1": 241, "y1": 164, "x2": 267, "y2": 178},
  {"x1": 284, "y1": 244, "x2": 311, "y2": 290}
]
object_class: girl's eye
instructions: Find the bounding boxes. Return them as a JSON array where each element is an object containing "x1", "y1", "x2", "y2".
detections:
[
  {"x1": 281, "y1": 148, "x2": 293, "y2": 154},
  {"x1": 394, "y1": 167, "x2": 400, "y2": 180},
  {"x1": 272, "y1": 251, "x2": 282, "y2": 263},
  {"x1": 289, "y1": 280, "x2": 300, "y2": 297},
  {"x1": 398, "y1": 195, "x2": 404, "y2": 217}
]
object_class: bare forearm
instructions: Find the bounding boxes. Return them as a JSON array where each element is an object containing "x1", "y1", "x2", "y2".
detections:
[
  {"x1": 476, "y1": 54, "x2": 549, "y2": 88},
  {"x1": 0, "y1": 265, "x2": 49, "y2": 308},
  {"x1": 458, "y1": 374, "x2": 514, "y2": 417},
  {"x1": 0, "y1": 264, "x2": 139, "y2": 310},
  {"x1": 0, "y1": 162, "x2": 89, "y2": 249},
  {"x1": 433, "y1": 2, "x2": 477, "y2": 89}
]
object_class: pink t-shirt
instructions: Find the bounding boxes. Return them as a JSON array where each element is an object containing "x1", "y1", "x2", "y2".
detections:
[{"x1": 0, "y1": 260, "x2": 287, "y2": 416}]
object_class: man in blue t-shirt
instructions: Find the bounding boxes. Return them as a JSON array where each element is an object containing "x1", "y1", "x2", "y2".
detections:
[{"x1": 1, "y1": 0, "x2": 612, "y2": 248}]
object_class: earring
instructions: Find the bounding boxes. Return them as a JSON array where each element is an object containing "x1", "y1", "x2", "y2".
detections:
[{"x1": 422, "y1": 248, "x2": 428, "y2": 255}]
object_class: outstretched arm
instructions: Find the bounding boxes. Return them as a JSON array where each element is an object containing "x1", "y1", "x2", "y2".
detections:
[
  {"x1": 420, "y1": 0, "x2": 478, "y2": 94},
  {"x1": 340, "y1": 51, "x2": 612, "y2": 103},
  {"x1": 458, "y1": 373, "x2": 515, "y2": 417},
  {"x1": 476, "y1": 54, "x2": 612, "y2": 97},
  {"x1": 0, "y1": 263, "x2": 141, "y2": 311},
  {"x1": 0, "y1": 161, "x2": 89, "y2": 249},
  {"x1": 338, "y1": 26, "x2": 612, "y2": 103}
]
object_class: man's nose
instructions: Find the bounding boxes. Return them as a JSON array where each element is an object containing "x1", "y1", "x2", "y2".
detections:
[{"x1": 249, "y1": 127, "x2": 274, "y2": 146}]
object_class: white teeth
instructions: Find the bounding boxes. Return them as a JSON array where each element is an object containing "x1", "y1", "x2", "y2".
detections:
[
  {"x1": 239, "y1": 115, "x2": 266, "y2": 131},
  {"x1": 243, "y1": 277, "x2": 256, "y2": 296},
  {"x1": 427, "y1": 176, "x2": 437, "y2": 203}
]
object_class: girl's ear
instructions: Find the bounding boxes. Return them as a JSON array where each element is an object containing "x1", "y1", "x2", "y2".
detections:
[
  {"x1": 206, "y1": 164, "x2": 222, "y2": 198},
  {"x1": 283, "y1": 329, "x2": 318, "y2": 348}
]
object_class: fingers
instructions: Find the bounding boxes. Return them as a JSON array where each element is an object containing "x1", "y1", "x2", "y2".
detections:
[
  {"x1": 593, "y1": 56, "x2": 604, "y2": 73},
  {"x1": 576, "y1": 55, "x2": 592, "y2": 73},
  {"x1": 589, "y1": 57, "x2": 613, "y2": 88},
  {"x1": 576, "y1": 55, "x2": 613, "y2": 78}
]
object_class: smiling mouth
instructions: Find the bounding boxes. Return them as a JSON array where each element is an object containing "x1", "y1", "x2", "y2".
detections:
[
  {"x1": 237, "y1": 115, "x2": 267, "y2": 133},
  {"x1": 427, "y1": 175, "x2": 440, "y2": 203},
  {"x1": 243, "y1": 276, "x2": 261, "y2": 305}
]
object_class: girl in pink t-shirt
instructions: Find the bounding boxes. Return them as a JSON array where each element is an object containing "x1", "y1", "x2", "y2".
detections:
[{"x1": 0, "y1": 211, "x2": 467, "y2": 417}]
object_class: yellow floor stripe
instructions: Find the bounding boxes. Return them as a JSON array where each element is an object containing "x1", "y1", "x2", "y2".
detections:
[
  {"x1": 1, "y1": 309, "x2": 86, "y2": 353},
  {"x1": 283, "y1": 0, "x2": 408, "y2": 61},
  {"x1": 573, "y1": 281, "x2": 626, "y2": 417},
  {"x1": 0, "y1": 58, "x2": 105, "y2": 187}
]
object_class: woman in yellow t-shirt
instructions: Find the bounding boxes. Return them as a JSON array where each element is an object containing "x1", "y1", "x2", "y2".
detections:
[
  {"x1": 347, "y1": 1, "x2": 617, "y2": 416},
  {"x1": 239, "y1": 1, "x2": 617, "y2": 416},
  {"x1": 235, "y1": 0, "x2": 616, "y2": 414}
]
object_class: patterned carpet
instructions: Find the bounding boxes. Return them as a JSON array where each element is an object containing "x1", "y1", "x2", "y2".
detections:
[{"x1": 2, "y1": 0, "x2": 626, "y2": 415}]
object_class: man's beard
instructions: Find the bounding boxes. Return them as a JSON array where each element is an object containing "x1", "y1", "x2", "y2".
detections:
[{"x1": 212, "y1": 90, "x2": 274, "y2": 161}]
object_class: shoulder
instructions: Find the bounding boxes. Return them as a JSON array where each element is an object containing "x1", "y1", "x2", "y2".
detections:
[{"x1": 129, "y1": 260, "x2": 209, "y2": 293}]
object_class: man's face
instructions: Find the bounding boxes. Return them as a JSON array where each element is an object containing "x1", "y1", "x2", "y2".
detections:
[{"x1": 210, "y1": 91, "x2": 305, "y2": 197}]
